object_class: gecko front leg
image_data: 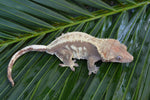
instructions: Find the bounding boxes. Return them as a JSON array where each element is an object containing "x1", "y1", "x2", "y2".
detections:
[
  {"x1": 55, "y1": 48, "x2": 78, "y2": 71},
  {"x1": 87, "y1": 56, "x2": 101, "y2": 75}
]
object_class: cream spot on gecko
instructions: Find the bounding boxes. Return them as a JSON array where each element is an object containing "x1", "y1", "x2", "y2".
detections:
[
  {"x1": 65, "y1": 45, "x2": 70, "y2": 50},
  {"x1": 70, "y1": 45, "x2": 77, "y2": 51},
  {"x1": 83, "y1": 46, "x2": 86, "y2": 50}
]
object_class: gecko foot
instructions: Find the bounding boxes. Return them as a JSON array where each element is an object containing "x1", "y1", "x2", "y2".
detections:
[
  {"x1": 59, "y1": 64, "x2": 76, "y2": 71},
  {"x1": 88, "y1": 67, "x2": 99, "y2": 75},
  {"x1": 59, "y1": 63, "x2": 78, "y2": 67},
  {"x1": 59, "y1": 60, "x2": 79, "y2": 71},
  {"x1": 72, "y1": 60, "x2": 79, "y2": 67}
]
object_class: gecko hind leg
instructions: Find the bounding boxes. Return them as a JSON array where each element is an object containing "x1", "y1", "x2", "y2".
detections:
[
  {"x1": 87, "y1": 56, "x2": 101, "y2": 75},
  {"x1": 55, "y1": 49, "x2": 78, "y2": 71}
]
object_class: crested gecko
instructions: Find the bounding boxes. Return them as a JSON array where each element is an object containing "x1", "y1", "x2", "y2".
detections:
[{"x1": 7, "y1": 32, "x2": 133, "y2": 86}]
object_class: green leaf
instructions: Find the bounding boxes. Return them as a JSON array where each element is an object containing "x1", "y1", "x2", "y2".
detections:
[
  {"x1": 0, "y1": 0, "x2": 150, "y2": 100},
  {"x1": 0, "y1": 0, "x2": 73, "y2": 23},
  {"x1": 0, "y1": 18, "x2": 34, "y2": 34},
  {"x1": 0, "y1": 32, "x2": 16, "y2": 40},
  {"x1": 0, "y1": 3, "x2": 53, "y2": 29},
  {"x1": 75, "y1": 0, "x2": 116, "y2": 11},
  {"x1": 33, "y1": 0, "x2": 93, "y2": 17}
]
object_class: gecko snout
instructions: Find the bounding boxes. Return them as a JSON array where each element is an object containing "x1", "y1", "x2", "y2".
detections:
[
  {"x1": 120, "y1": 51, "x2": 134, "y2": 63},
  {"x1": 126, "y1": 52, "x2": 134, "y2": 62}
]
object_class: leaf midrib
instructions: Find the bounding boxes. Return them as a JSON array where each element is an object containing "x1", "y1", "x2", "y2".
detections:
[{"x1": 0, "y1": 1, "x2": 149, "y2": 47}]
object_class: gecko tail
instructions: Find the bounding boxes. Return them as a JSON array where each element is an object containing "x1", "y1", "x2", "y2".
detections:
[{"x1": 7, "y1": 45, "x2": 47, "y2": 87}]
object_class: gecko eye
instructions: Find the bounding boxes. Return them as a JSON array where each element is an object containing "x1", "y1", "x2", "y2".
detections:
[{"x1": 116, "y1": 56, "x2": 122, "y2": 60}]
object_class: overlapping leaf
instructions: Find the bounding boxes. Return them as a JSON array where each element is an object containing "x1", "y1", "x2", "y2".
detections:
[{"x1": 0, "y1": 0, "x2": 150, "y2": 100}]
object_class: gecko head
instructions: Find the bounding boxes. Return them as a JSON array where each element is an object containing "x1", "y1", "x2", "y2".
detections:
[{"x1": 102, "y1": 40, "x2": 133, "y2": 63}]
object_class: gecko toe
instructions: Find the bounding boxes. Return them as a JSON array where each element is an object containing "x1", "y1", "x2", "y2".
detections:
[
  {"x1": 74, "y1": 63, "x2": 79, "y2": 67},
  {"x1": 88, "y1": 71, "x2": 92, "y2": 75},
  {"x1": 59, "y1": 64, "x2": 66, "y2": 67},
  {"x1": 59, "y1": 61, "x2": 78, "y2": 71},
  {"x1": 72, "y1": 60, "x2": 79, "y2": 67},
  {"x1": 88, "y1": 67, "x2": 99, "y2": 75},
  {"x1": 59, "y1": 64, "x2": 75, "y2": 71},
  {"x1": 70, "y1": 66, "x2": 75, "y2": 71}
]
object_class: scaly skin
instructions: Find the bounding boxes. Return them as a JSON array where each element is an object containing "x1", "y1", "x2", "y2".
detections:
[{"x1": 7, "y1": 32, "x2": 133, "y2": 86}]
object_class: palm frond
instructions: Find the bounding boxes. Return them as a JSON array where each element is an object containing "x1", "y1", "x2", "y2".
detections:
[{"x1": 0, "y1": 0, "x2": 150, "y2": 99}]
